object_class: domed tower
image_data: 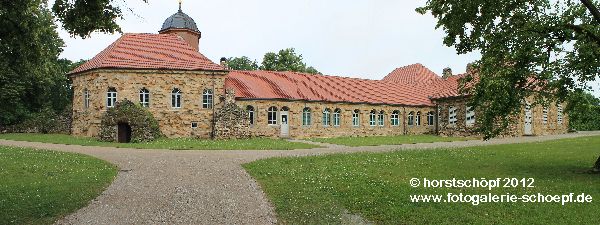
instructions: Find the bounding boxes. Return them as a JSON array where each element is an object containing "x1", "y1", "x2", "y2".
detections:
[{"x1": 159, "y1": 1, "x2": 201, "y2": 51}]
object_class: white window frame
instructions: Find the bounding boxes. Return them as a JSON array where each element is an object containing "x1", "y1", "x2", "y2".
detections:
[
  {"x1": 378, "y1": 111, "x2": 385, "y2": 126},
  {"x1": 107, "y1": 87, "x2": 117, "y2": 108},
  {"x1": 427, "y1": 111, "x2": 435, "y2": 126},
  {"x1": 542, "y1": 106, "x2": 549, "y2": 124},
  {"x1": 449, "y1": 106, "x2": 457, "y2": 125},
  {"x1": 322, "y1": 108, "x2": 331, "y2": 127},
  {"x1": 140, "y1": 88, "x2": 150, "y2": 108},
  {"x1": 369, "y1": 110, "x2": 377, "y2": 126},
  {"x1": 302, "y1": 107, "x2": 311, "y2": 126},
  {"x1": 557, "y1": 104, "x2": 563, "y2": 125},
  {"x1": 247, "y1": 106, "x2": 255, "y2": 125},
  {"x1": 466, "y1": 106, "x2": 475, "y2": 127},
  {"x1": 268, "y1": 106, "x2": 278, "y2": 125},
  {"x1": 171, "y1": 88, "x2": 182, "y2": 109},
  {"x1": 416, "y1": 112, "x2": 421, "y2": 126},
  {"x1": 191, "y1": 122, "x2": 199, "y2": 129},
  {"x1": 333, "y1": 109, "x2": 341, "y2": 127},
  {"x1": 391, "y1": 111, "x2": 400, "y2": 126},
  {"x1": 84, "y1": 89, "x2": 90, "y2": 109},
  {"x1": 408, "y1": 112, "x2": 414, "y2": 126},
  {"x1": 352, "y1": 110, "x2": 360, "y2": 127},
  {"x1": 202, "y1": 89, "x2": 213, "y2": 109}
]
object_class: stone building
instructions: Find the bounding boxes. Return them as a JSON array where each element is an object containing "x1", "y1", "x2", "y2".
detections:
[{"x1": 69, "y1": 5, "x2": 568, "y2": 141}]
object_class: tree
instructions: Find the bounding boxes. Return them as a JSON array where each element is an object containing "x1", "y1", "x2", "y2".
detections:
[
  {"x1": 52, "y1": 0, "x2": 148, "y2": 38},
  {"x1": 418, "y1": 0, "x2": 600, "y2": 172},
  {"x1": 0, "y1": 0, "x2": 65, "y2": 125},
  {"x1": 566, "y1": 91, "x2": 600, "y2": 131},
  {"x1": 260, "y1": 48, "x2": 321, "y2": 74},
  {"x1": 417, "y1": 0, "x2": 600, "y2": 138},
  {"x1": 227, "y1": 56, "x2": 259, "y2": 71}
]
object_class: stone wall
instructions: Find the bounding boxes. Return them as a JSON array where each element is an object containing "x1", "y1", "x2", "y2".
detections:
[
  {"x1": 213, "y1": 89, "x2": 251, "y2": 139},
  {"x1": 236, "y1": 99, "x2": 436, "y2": 139},
  {"x1": 435, "y1": 97, "x2": 569, "y2": 137},
  {"x1": 71, "y1": 69, "x2": 227, "y2": 139}
]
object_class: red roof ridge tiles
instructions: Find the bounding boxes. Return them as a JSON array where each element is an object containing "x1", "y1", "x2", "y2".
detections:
[{"x1": 69, "y1": 33, "x2": 224, "y2": 75}]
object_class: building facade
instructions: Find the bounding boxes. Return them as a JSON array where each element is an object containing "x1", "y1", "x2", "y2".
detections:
[{"x1": 69, "y1": 5, "x2": 568, "y2": 141}]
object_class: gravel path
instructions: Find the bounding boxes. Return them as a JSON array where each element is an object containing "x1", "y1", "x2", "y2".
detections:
[{"x1": 1, "y1": 131, "x2": 599, "y2": 225}]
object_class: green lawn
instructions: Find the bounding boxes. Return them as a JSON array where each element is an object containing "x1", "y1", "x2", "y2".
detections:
[
  {"x1": 0, "y1": 146, "x2": 117, "y2": 224},
  {"x1": 244, "y1": 136, "x2": 600, "y2": 224},
  {"x1": 310, "y1": 134, "x2": 474, "y2": 146},
  {"x1": 0, "y1": 133, "x2": 317, "y2": 150}
]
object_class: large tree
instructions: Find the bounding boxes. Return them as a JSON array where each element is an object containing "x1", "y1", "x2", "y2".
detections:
[
  {"x1": 418, "y1": 0, "x2": 600, "y2": 172},
  {"x1": 0, "y1": 0, "x2": 66, "y2": 125},
  {"x1": 418, "y1": 0, "x2": 600, "y2": 137},
  {"x1": 227, "y1": 56, "x2": 259, "y2": 71},
  {"x1": 260, "y1": 48, "x2": 322, "y2": 74}
]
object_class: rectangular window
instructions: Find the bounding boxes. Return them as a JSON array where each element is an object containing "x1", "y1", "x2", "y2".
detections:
[
  {"x1": 378, "y1": 114, "x2": 384, "y2": 126},
  {"x1": 249, "y1": 111, "x2": 254, "y2": 125},
  {"x1": 140, "y1": 91, "x2": 149, "y2": 107},
  {"x1": 466, "y1": 106, "x2": 475, "y2": 127},
  {"x1": 202, "y1": 90, "x2": 213, "y2": 109},
  {"x1": 449, "y1": 106, "x2": 457, "y2": 125},
  {"x1": 557, "y1": 105, "x2": 563, "y2": 125},
  {"x1": 84, "y1": 90, "x2": 90, "y2": 109},
  {"x1": 352, "y1": 111, "x2": 359, "y2": 127},
  {"x1": 427, "y1": 113, "x2": 435, "y2": 126},
  {"x1": 542, "y1": 107, "x2": 548, "y2": 124},
  {"x1": 191, "y1": 122, "x2": 198, "y2": 129},
  {"x1": 369, "y1": 113, "x2": 376, "y2": 126},
  {"x1": 107, "y1": 91, "x2": 117, "y2": 108},
  {"x1": 333, "y1": 112, "x2": 340, "y2": 126},
  {"x1": 408, "y1": 114, "x2": 414, "y2": 126},
  {"x1": 391, "y1": 113, "x2": 399, "y2": 126}
]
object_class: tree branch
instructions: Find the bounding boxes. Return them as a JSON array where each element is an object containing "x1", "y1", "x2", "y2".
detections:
[
  {"x1": 565, "y1": 24, "x2": 600, "y2": 46},
  {"x1": 580, "y1": 0, "x2": 600, "y2": 24}
]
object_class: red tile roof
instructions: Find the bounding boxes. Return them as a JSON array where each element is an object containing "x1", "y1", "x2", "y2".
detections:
[
  {"x1": 69, "y1": 33, "x2": 224, "y2": 74},
  {"x1": 225, "y1": 70, "x2": 439, "y2": 106},
  {"x1": 382, "y1": 63, "x2": 441, "y2": 85}
]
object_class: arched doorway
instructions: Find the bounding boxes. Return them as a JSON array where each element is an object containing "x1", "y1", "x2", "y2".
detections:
[{"x1": 117, "y1": 123, "x2": 132, "y2": 143}]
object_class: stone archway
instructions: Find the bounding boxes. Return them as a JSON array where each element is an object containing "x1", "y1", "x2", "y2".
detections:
[{"x1": 98, "y1": 99, "x2": 162, "y2": 143}]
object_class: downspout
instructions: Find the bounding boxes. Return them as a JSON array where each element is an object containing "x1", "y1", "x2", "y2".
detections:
[{"x1": 435, "y1": 103, "x2": 440, "y2": 135}]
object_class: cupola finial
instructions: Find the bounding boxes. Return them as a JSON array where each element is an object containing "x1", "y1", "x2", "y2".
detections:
[{"x1": 178, "y1": 0, "x2": 182, "y2": 11}]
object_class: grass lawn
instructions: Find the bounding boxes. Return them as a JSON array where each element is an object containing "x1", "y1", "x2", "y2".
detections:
[
  {"x1": 0, "y1": 146, "x2": 117, "y2": 224},
  {"x1": 0, "y1": 133, "x2": 317, "y2": 150},
  {"x1": 310, "y1": 134, "x2": 474, "y2": 147},
  {"x1": 244, "y1": 136, "x2": 600, "y2": 224}
]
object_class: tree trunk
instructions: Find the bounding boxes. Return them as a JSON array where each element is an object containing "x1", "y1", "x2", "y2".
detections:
[{"x1": 594, "y1": 155, "x2": 600, "y2": 173}]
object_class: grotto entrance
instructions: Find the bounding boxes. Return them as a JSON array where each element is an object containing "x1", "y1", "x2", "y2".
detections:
[{"x1": 117, "y1": 123, "x2": 132, "y2": 143}]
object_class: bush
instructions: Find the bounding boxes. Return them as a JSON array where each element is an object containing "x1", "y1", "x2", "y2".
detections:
[{"x1": 98, "y1": 99, "x2": 162, "y2": 142}]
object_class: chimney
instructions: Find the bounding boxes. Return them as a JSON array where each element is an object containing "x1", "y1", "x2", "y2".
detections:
[
  {"x1": 220, "y1": 57, "x2": 228, "y2": 69},
  {"x1": 442, "y1": 67, "x2": 453, "y2": 79}
]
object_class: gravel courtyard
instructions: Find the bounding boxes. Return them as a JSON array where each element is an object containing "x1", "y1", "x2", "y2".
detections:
[{"x1": 1, "y1": 131, "x2": 599, "y2": 225}]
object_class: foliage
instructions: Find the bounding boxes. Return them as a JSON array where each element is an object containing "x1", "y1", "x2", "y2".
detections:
[
  {"x1": 245, "y1": 136, "x2": 600, "y2": 224},
  {"x1": 0, "y1": 0, "x2": 66, "y2": 126},
  {"x1": 310, "y1": 135, "x2": 473, "y2": 147},
  {"x1": 260, "y1": 48, "x2": 322, "y2": 74},
  {"x1": 0, "y1": 133, "x2": 319, "y2": 150},
  {"x1": 566, "y1": 91, "x2": 600, "y2": 130},
  {"x1": 417, "y1": 0, "x2": 600, "y2": 139},
  {"x1": 52, "y1": 0, "x2": 147, "y2": 38},
  {"x1": 227, "y1": 56, "x2": 259, "y2": 70},
  {"x1": 98, "y1": 99, "x2": 162, "y2": 142},
  {"x1": 0, "y1": 146, "x2": 117, "y2": 224},
  {"x1": 5, "y1": 106, "x2": 72, "y2": 134}
]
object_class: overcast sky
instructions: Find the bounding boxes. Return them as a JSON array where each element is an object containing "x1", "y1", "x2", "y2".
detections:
[{"x1": 55, "y1": 0, "x2": 600, "y2": 97}]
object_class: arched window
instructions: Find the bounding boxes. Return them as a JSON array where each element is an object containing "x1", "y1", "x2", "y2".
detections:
[
  {"x1": 333, "y1": 108, "x2": 341, "y2": 127},
  {"x1": 542, "y1": 106, "x2": 549, "y2": 124},
  {"x1": 449, "y1": 106, "x2": 457, "y2": 125},
  {"x1": 557, "y1": 104, "x2": 563, "y2": 125},
  {"x1": 408, "y1": 111, "x2": 414, "y2": 126},
  {"x1": 171, "y1": 88, "x2": 182, "y2": 108},
  {"x1": 391, "y1": 110, "x2": 400, "y2": 126},
  {"x1": 247, "y1": 105, "x2": 255, "y2": 125},
  {"x1": 322, "y1": 108, "x2": 331, "y2": 126},
  {"x1": 107, "y1": 87, "x2": 117, "y2": 108},
  {"x1": 378, "y1": 110, "x2": 385, "y2": 126},
  {"x1": 466, "y1": 106, "x2": 475, "y2": 126},
  {"x1": 268, "y1": 106, "x2": 278, "y2": 125},
  {"x1": 416, "y1": 111, "x2": 421, "y2": 126},
  {"x1": 352, "y1": 109, "x2": 360, "y2": 127},
  {"x1": 202, "y1": 89, "x2": 213, "y2": 109},
  {"x1": 83, "y1": 89, "x2": 90, "y2": 109},
  {"x1": 369, "y1": 110, "x2": 377, "y2": 126},
  {"x1": 139, "y1": 88, "x2": 150, "y2": 107},
  {"x1": 427, "y1": 111, "x2": 435, "y2": 126},
  {"x1": 302, "y1": 107, "x2": 311, "y2": 126}
]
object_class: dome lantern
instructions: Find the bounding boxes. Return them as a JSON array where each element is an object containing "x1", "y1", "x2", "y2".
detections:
[{"x1": 158, "y1": 1, "x2": 201, "y2": 51}]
